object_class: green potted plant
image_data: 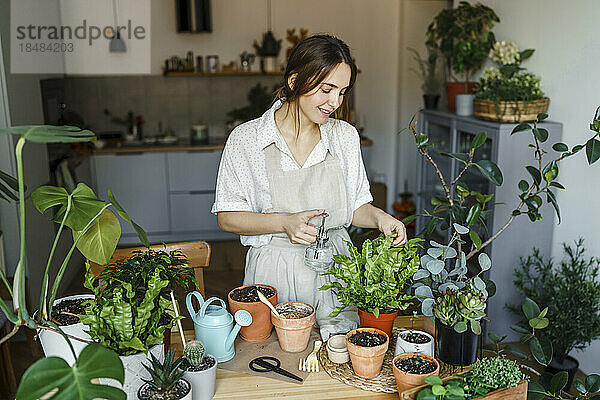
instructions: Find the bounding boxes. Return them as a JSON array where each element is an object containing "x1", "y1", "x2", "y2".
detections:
[
  {"x1": 138, "y1": 349, "x2": 192, "y2": 400},
  {"x1": 509, "y1": 239, "x2": 600, "y2": 390},
  {"x1": 474, "y1": 40, "x2": 548, "y2": 122},
  {"x1": 80, "y1": 248, "x2": 197, "y2": 398},
  {"x1": 319, "y1": 234, "x2": 421, "y2": 337},
  {"x1": 426, "y1": 1, "x2": 499, "y2": 111},
  {"x1": 180, "y1": 340, "x2": 217, "y2": 400},
  {"x1": 0, "y1": 125, "x2": 150, "y2": 399},
  {"x1": 408, "y1": 47, "x2": 442, "y2": 110}
]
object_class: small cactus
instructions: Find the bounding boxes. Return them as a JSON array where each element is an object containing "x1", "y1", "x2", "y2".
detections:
[{"x1": 184, "y1": 340, "x2": 205, "y2": 367}]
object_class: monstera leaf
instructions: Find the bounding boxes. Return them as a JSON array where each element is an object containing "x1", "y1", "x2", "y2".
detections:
[
  {"x1": 73, "y1": 208, "x2": 121, "y2": 265},
  {"x1": 16, "y1": 343, "x2": 126, "y2": 400}
]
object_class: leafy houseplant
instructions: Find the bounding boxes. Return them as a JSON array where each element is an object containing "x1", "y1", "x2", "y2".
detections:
[
  {"x1": 474, "y1": 41, "x2": 548, "y2": 122},
  {"x1": 138, "y1": 349, "x2": 191, "y2": 400},
  {"x1": 408, "y1": 47, "x2": 442, "y2": 109},
  {"x1": 509, "y1": 239, "x2": 600, "y2": 378},
  {"x1": 319, "y1": 234, "x2": 421, "y2": 335},
  {"x1": 0, "y1": 125, "x2": 149, "y2": 399}
]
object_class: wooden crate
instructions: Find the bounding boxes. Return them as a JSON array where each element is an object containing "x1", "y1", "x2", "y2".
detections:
[{"x1": 400, "y1": 378, "x2": 528, "y2": 400}]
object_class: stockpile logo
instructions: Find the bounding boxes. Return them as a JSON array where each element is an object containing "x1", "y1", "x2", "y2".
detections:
[{"x1": 11, "y1": 0, "x2": 150, "y2": 74}]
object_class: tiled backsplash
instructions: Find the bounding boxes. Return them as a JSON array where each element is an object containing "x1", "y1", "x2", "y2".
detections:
[{"x1": 63, "y1": 74, "x2": 283, "y2": 139}]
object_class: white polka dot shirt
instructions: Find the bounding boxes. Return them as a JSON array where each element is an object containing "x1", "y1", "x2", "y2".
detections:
[{"x1": 211, "y1": 100, "x2": 373, "y2": 247}]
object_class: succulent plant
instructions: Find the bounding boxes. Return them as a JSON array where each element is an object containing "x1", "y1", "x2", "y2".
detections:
[
  {"x1": 412, "y1": 226, "x2": 496, "y2": 334},
  {"x1": 184, "y1": 340, "x2": 205, "y2": 367},
  {"x1": 141, "y1": 349, "x2": 185, "y2": 395}
]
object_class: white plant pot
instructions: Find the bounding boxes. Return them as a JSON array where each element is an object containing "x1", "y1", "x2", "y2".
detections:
[
  {"x1": 137, "y1": 378, "x2": 192, "y2": 400},
  {"x1": 180, "y1": 354, "x2": 217, "y2": 400},
  {"x1": 100, "y1": 344, "x2": 164, "y2": 399},
  {"x1": 37, "y1": 294, "x2": 94, "y2": 365},
  {"x1": 394, "y1": 329, "x2": 434, "y2": 357},
  {"x1": 456, "y1": 94, "x2": 475, "y2": 116}
]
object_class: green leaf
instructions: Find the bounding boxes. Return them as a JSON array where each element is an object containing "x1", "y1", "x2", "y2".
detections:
[
  {"x1": 518, "y1": 180, "x2": 529, "y2": 192},
  {"x1": 529, "y1": 317, "x2": 549, "y2": 329},
  {"x1": 466, "y1": 204, "x2": 482, "y2": 227},
  {"x1": 522, "y1": 297, "x2": 541, "y2": 320},
  {"x1": 470, "y1": 319, "x2": 481, "y2": 334},
  {"x1": 108, "y1": 190, "x2": 149, "y2": 247},
  {"x1": 485, "y1": 279, "x2": 496, "y2": 297},
  {"x1": 432, "y1": 385, "x2": 447, "y2": 396},
  {"x1": 424, "y1": 375, "x2": 443, "y2": 386},
  {"x1": 543, "y1": 161, "x2": 558, "y2": 182},
  {"x1": 15, "y1": 343, "x2": 125, "y2": 400},
  {"x1": 536, "y1": 111, "x2": 548, "y2": 120},
  {"x1": 453, "y1": 223, "x2": 469, "y2": 234},
  {"x1": 469, "y1": 229, "x2": 482, "y2": 250},
  {"x1": 530, "y1": 336, "x2": 553, "y2": 366},
  {"x1": 441, "y1": 152, "x2": 469, "y2": 164},
  {"x1": 526, "y1": 166, "x2": 542, "y2": 186},
  {"x1": 402, "y1": 214, "x2": 419, "y2": 225},
  {"x1": 478, "y1": 253, "x2": 491, "y2": 271},
  {"x1": 474, "y1": 160, "x2": 503, "y2": 186},
  {"x1": 547, "y1": 190, "x2": 561, "y2": 224},
  {"x1": 471, "y1": 131, "x2": 487, "y2": 149},
  {"x1": 0, "y1": 125, "x2": 96, "y2": 144},
  {"x1": 505, "y1": 344, "x2": 529, "y2": 359},
  {"x1": 446, "y1": 386, "x2": 464, "y2": 396},
  {"x1": 454, "y1": 321, "x2": 468, "y2": 333},
  {"x1": 549, "y1": 182, "x2": 565, "y2": 189},
  {"x1": 0, "y1": 170, "x2": 19, "y2": 201},
  {"x1": 416, "y1": 388, "x2": 436, "y2": 400},
  {"x1": 528, "y1": 381, "x2": 547, "y2": 400},
  {"x1": 586, "y1": 374, "x2": 600, "y2": 392},
  {"x1": 573, "y1": 144, "x2": 585, "y2": 153},
  {"x1": 416, "y1": 133, "x2": 429, "y2": 147},
  {"x1": 574, "y1": 380, "x2": 586, "y2": 394},
  {"x1": 51, "y1": 183, "x2": 107, "y2": 231},
  {"x1": 552, "y1": 142, "x2": 568, "y2": 152},
  {"x1": 511, "y1": 123, "x2": 531, "y2": 134},
  {"x1": 73, "y1": 208, "x2": 121, "y2": 265},
  {"x1": 550, "y1": 371, "x2": 568, "y2": 394},
  {"x1": 533, "y1": 128, "x2": 549, "y2": 143},
  {"x1": 586, "y1": 138, "x2": 600, "y2": 164},
  {"x1": 31, "y1": 186, "x2": 69, "y2": 214}
]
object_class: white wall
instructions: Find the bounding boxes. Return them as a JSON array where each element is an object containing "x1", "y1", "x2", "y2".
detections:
[{"x1": 476, "y1": 0, "x2": 600, "y2": 375}]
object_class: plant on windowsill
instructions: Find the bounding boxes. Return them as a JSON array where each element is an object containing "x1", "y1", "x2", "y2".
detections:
[
  {"x1": 0, "y1": 125, "x2": 150, "y2": 399},
  {"x1": 474, "y1": 40, "x2": 548, "y2": 122},
  {"x1": 319, "y1": 234, "x2": 421, "y2": 337}
]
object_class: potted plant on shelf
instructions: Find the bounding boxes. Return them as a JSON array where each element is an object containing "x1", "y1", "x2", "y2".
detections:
[
  {"x1": 392, "y1": 352, "x2": 439, "y2": 395},
  {"x1": 319, "y1": 234, "x2": 422, "y2": 337},
  {"x1": 80, "y1": 248, "x2": 197, "y2": 398},
  {"x1": 474, "y1": 41, "x2": 548, "y2": 122},
  {"x1": 508, "y1": 239, "x2": 600, "y2": 391},
  {"x1": 180, "y1": 340, "x2": 217, "y2": 400},
  {"x1": 408, "y1": 47, "x2": 442, "y2": 110},
  {"x1": 0, "y1": 125, "x2": 152, "y2": 398},
  {"x1": 426, "y1": 1, "x2": 499, "y2": 111},
  {"x1": 271, "y1": 301, "x2": 316, "y2": 352},
  {"x1": 138, "y1": 349, "x2": 192, "y2": 400},
  {"x1": 227, "y1": 284, "x2": 278, "y2": 342},
  {"x1": 394, "y1": 312, "x2": 434, "y2": 357},
  {"x1": 345, "y1": 327, "x2": 389, "y2": 379}
]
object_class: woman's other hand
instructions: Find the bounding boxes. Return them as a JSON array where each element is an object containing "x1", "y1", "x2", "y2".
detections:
[
  {"x1": 282, "y1": 209, "x2": 324, "y2": 245},
  {"x1": 377, "y1": 213, "x2": 407, "y2": 247}
]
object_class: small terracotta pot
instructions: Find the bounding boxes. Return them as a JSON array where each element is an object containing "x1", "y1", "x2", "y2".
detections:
[
  {"x1": 392, "y1": 352, "x2": 440, "y2": 395},
  {"x1": 445, "y1": 81, "x2": 478, "y2": 111},
  {"x1": 271, "y1": 302, "x2": 315, "y2": 352},
  {"x1": 358, "y1": 308, "x2": 398, "y2": 338},
  {"x1": 228, "y1": 284, "x2": 277, "y2": 342},
  {"x1": 346, "y1": 328, "x2": 389, "y2": 379}
]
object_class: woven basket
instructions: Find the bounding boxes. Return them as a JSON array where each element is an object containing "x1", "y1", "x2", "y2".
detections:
[{"x1": 473, "y1": 98, "x2": 550, "y2": 123}]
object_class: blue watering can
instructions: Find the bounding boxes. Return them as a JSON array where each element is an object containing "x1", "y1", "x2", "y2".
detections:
[{"x1": 186, "y1": 291, "x2": 252, "y2": 362}]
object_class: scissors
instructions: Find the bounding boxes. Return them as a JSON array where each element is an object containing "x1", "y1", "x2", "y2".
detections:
[{"x1": 249, "y1": 356, "x2": 304, "y2": 382}]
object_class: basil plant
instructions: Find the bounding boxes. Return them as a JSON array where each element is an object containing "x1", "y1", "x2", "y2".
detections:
[{"x1": 412, "y1": 224, "x2": 496, "y2": 334}]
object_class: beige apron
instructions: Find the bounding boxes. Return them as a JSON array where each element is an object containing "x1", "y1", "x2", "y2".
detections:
[{"x1": 244, "y1": 142, "x2": 359, "y2": 340}]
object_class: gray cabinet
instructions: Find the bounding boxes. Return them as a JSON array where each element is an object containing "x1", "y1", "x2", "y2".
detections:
[{"x1": 416, "y1": 110, "x2": 562, "y2": 340}]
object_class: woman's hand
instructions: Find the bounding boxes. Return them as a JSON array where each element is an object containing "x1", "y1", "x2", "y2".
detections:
[
  {"x1": 376, "y1": 213, "x2": 407, "y2": 247},
  {"x1": 282, "y1": 209, "x2": 323, "y2": 245}
]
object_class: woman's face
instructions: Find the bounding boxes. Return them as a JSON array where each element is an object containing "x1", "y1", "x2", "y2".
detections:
[{"x1": 298, "y1": 62, "x2": 351, "y2": 125}]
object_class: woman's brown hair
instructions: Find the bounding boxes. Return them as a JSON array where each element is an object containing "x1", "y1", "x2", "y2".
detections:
[{"x1": 274, "y1": 34, "x2": 358, "y2": 132}]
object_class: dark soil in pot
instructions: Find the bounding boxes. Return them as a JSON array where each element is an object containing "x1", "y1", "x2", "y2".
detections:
[
  {"x1": 51, "y1": 298, "x2": 87, "y2": 325},
  {"x1": 180, "y1": 356, "x2": 216, "y2": 372},
  {"x1": 348, "y1": 331, "x2": 387, "y2": 347},
  {"x1": 138, "y1": 380, "x2": 190, "y2": 400},
  {"x1": 400, "y1": 331, "x2": 430, "y2": 344},
  {"x1": 358, "y1": 307, "x2": 397, "y2": 315},
  {"x1": 230, "y1": 285, "x2": 275, "y2": 302},
  {"x1": 394, "y1": 355, "x2": 437, "y2": 374}
]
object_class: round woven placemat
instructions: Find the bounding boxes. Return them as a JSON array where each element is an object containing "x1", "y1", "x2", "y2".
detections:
[{"x1": 318, "y1": 327, "x2": 469, "y2": 393}]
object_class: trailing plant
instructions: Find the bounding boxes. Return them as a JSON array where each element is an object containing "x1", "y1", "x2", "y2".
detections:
[
  {"x1": 141, "y1": 349, "x2": 186, "y2": 397},
  {"x1": 508, "y1": 238, "x2": 600, "y2": 362},
  {"x1": 412, "y1": 228, "x2": 495, "y2": 334},
  {"x1": 426, "y1": 1, "x2": 499, "y2": 82},
  {"x1": 0, "y1": 125, "x2": 150, "y2": 398},
  {"x1": 319, "y1": 234, "x2": 421, "y2": 317},
  {"x1": 408, "y1": 47, "x2": 442, "y2": 95},
  {"x1": 405, "y1": 106, "x2": 600, "y2": 261}
]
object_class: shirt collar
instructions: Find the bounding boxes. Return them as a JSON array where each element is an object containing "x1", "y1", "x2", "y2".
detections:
[{"x1": 257, "y1": 99, "x2": 334, "y2": 154}]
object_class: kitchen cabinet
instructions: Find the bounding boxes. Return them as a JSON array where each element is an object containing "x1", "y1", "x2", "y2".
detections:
[
  {"x1": 415, "y1": 110, "x2": 562, "y2": 340},
  {"x1": 91, "y1": 148, "x2": 235, "y2": 246}
]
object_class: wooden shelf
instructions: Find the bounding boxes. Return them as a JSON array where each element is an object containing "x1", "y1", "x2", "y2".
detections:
[{"x1": 164, "y1": 71, "x2": 283, "y2": 77}]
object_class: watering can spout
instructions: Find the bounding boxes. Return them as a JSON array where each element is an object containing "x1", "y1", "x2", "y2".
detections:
[{"x1": 225, "y1": 309, "x2": 252, "y2": 349}]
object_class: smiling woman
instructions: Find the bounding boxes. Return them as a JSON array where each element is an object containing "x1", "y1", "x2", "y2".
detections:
[{"x1": 212, "y1": 34, "x2": 406, "y2": 341}]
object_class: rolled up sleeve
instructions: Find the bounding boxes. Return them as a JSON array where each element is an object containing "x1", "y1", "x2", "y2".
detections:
[{"x1": 211, "y1": 141, "x2": 253, "y2": 214}]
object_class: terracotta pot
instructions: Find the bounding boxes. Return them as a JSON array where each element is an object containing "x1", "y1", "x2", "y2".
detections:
[
  {"x1": 271, "y1": 302, "x2": 315, "y2": 352},
  {"x1": 392, "y1": 352, "x2": 440, "y2": 396},
  {"x1": 445, "y1": 82, "x2": 477, "y2": 112},
  {"x1": 358, "y1": 308, "x2": 398, "y2": 338},
  {"x1": 345, "y1": 328, "x2": 389, "y2": 379},
  {"x1": 227, "y1": 284, "x2": 277, "y2": 342}
]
